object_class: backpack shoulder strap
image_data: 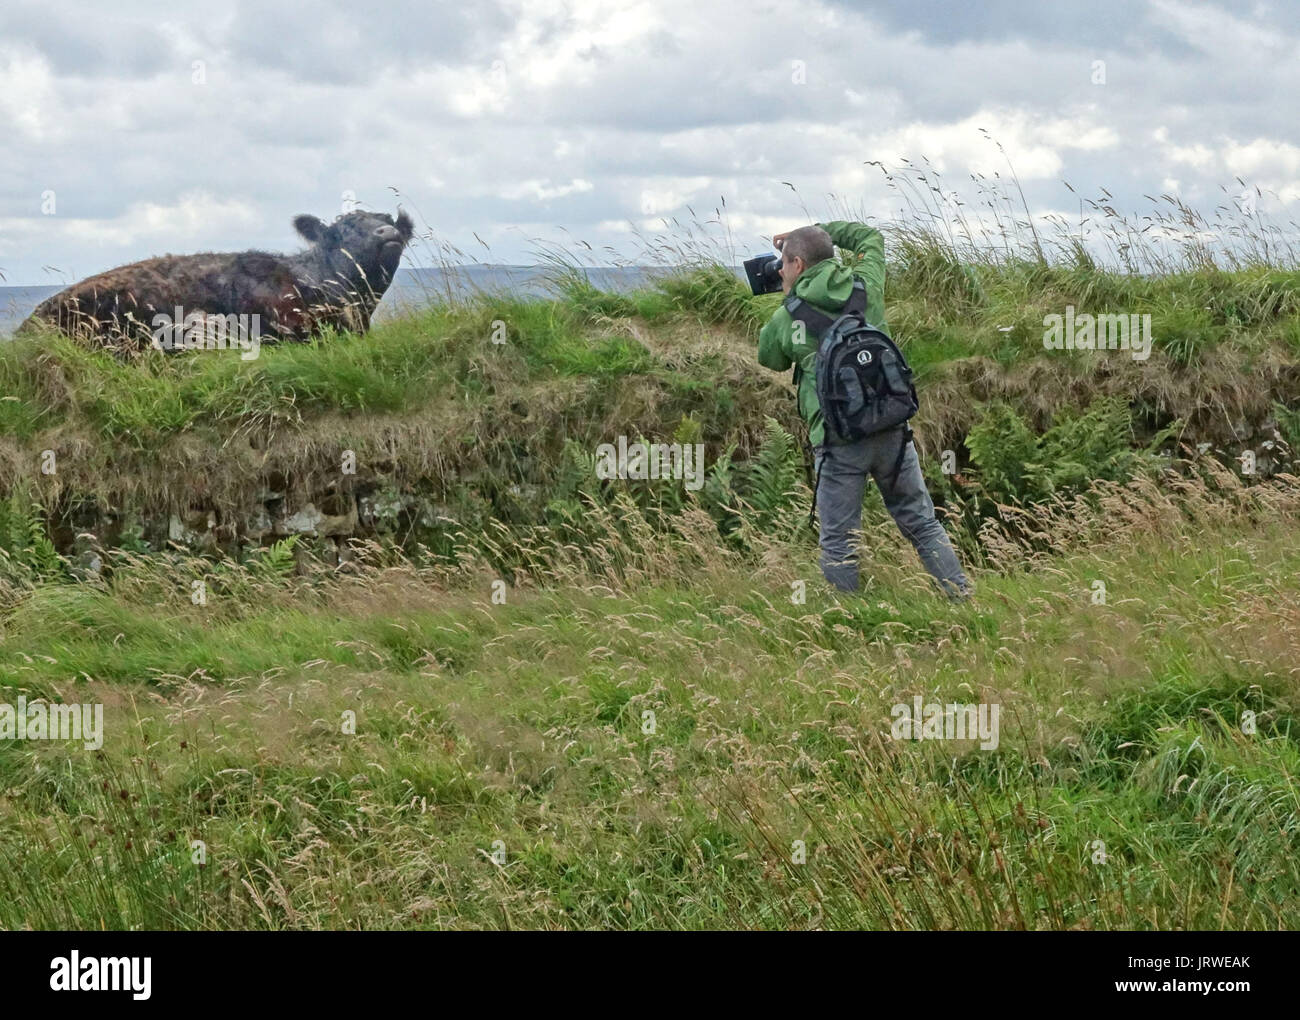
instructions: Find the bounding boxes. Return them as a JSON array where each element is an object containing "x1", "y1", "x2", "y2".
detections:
[
  {"x1": 843, "y1": 279, "x2": 868, "y2": 317},
  {"x1": 784, "y1": 279, "x2": 869, "y2": 336},
  {"x1": 783, "y1": 293, "x2": 834, "y2": 337}
]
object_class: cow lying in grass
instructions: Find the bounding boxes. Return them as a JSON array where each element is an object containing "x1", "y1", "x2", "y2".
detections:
[{"x1": 20, "y1": 209, "x2": 415, "y2": 354}]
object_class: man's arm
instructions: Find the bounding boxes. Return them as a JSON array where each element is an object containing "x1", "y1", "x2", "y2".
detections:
[
  {"x1": 818, "y1": 220, "x2": 885, "y2": 298},
  {"x1": 757, "y1": 311, "x2": 792, "y2": 372}
]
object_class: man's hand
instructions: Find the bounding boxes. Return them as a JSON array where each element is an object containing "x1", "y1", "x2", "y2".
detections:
[{"x1": 772, "y1": 231, "x2": 792, "y2": 251}]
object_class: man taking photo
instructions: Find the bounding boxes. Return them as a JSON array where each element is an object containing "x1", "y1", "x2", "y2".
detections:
[{"x1": 757, "y1": 221, "x2": 971, "y2": 598}]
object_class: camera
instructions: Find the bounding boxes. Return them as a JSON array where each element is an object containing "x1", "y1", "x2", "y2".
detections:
[{"x1": 743, "y1": 253, "x2": 783, "y2": 296}]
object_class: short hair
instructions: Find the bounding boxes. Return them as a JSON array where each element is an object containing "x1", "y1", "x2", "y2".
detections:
[{"x1": 782, "y1": 225, "x2": 834, "y2": 268}]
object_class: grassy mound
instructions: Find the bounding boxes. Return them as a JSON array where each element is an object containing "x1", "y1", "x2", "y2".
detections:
[{"x1": 3, "y1": 245, "x2": 1300, "y2": 564}]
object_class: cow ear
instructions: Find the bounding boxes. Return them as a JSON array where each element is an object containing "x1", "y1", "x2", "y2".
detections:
[
  {"x1": 293, "y1": 215, "x2": 329, "y2": 243},
  {"x1": 395, "y1": 208, "x2": 414, "y2": 240}
]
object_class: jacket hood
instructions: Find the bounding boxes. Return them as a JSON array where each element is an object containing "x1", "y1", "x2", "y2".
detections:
[{"x1": 791, "y1": 257, "x2": 856, "y2": 312}]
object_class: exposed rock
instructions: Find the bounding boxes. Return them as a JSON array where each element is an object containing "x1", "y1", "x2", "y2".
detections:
[
  {"x1": 168, "y1": 509, "x2": 218, "y2": 548},
  {"x1": 275, "y1": 499, "x2": 357, "y2": 538},
  {"x1": 243, "y1": 505, "x2": 275, "y2": 542}
]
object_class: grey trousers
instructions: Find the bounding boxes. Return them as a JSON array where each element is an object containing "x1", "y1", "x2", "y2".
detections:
[{"x1": 813, "y1": 428, "x2": 971, "y2": 597}]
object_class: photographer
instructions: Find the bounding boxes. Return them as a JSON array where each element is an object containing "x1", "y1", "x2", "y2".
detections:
[{"x1": 756, "y1": 221, "x2": 971, "y2": 598}]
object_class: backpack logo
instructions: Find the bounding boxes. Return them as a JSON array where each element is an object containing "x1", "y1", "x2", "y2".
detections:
[{"x1": 856, "y1": 350, "x2": 872, "y2": 365}]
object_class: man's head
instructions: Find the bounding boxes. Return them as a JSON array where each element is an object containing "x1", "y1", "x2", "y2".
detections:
[{"x1": 778, "y1": 225, "x2": 834, "y2": 293}]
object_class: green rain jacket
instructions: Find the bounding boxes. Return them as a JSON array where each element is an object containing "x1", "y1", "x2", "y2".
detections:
[{"x1": 756, "y1": 221, "x2": 888, "y2": 447}]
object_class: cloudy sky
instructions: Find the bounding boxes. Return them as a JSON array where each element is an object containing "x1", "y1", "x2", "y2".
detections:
[{"x1": 1, "y1": 0, "x2": 1297, "y2": 285}]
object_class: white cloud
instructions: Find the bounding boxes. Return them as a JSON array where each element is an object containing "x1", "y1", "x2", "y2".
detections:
[
  {"x1": 0, "y1": 46, "x2": 62, "y2": 142},
  {"x1": 499, "y1": 179, "x2": 595, "y2": 201},
  {"x1": 1223, "y1": 136, "x2": 1300, "y2": 178},
  {"x1": 1149, "y1": 0, "x2": 1290, "y2": 56},
  {"x1": 2, "y1": 193, "x2": 261, "y2": 281},
  {"x1": 1154, "y1": 126, "x2": 1216, "y2": 169},
  {"x1": 1, "y1": 0, "x2": 1298, "y2": 283}
]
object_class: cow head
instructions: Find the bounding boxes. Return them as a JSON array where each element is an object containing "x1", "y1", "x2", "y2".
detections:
[{"x1": 292, "y1": 208, "x2": 415, "y2": 290}]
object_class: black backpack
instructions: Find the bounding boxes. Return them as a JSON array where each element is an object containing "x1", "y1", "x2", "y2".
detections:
[
  {"x1": 785, "y1": 279, "x2": 918, "y2": 444},
  {"x1": 786, "y1": 280, "x2": 919, "y2": 521}
]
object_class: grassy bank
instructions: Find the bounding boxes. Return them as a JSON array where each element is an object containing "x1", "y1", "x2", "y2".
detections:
[{"x1": 3, "y1": 241, "x2": 1300, "y2": 561}]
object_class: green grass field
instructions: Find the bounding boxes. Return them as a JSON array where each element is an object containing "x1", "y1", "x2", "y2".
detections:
[
  {"x1": 4, "y1": 185, "x2": 1300, "y2": 929},
  {"x1": 1, "y1": 460, "x2": 1299, "y2": 929}
]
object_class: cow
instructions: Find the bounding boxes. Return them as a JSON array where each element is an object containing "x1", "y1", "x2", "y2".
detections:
[{"x1": 19, "y1": 208, "x2": 415, "y2": 353}]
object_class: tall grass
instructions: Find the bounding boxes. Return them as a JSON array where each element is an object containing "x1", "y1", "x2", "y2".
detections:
[{"x1": 2, "y1": 466, "x2": 1299, "y2": 929}]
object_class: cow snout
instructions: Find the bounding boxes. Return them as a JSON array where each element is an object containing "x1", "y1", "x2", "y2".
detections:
[{"x1": 375, "y1": 225, "x2": 402, "y2": 244}]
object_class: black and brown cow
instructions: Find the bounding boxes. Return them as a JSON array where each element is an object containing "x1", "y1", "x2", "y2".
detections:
[{"x1": 20, "y1": 209, "x2": 415, "y2": 351}]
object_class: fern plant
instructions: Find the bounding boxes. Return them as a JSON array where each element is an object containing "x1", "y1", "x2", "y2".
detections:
[
  {"x1": 965, "y1": 397, "x2": 1142, "y2": 508},
  {"x1": 743, "y1": 417, "x2": 803, "y2": 529},
  {"x1": 1273, "y1": 401, "x2": 1300, "y2": 462},
  {"x1": 964, "y1": 403, "x2": 1045, "y2": 504},
  {"x1": 0, "y1": 491, "x2": 62, "y2": 581},
  {"x1": 1039, "y1": 396, "x2": 1135, "y2": 492},
  {"x1": 700, "y1": 442, "x2": 741, "y2": 534},
  {"x1": 242, "y1": 535, "x2": 299, "y2": 582}
]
